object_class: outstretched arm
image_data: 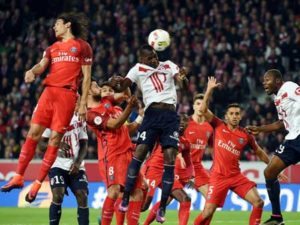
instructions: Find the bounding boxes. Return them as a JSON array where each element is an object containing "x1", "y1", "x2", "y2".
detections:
[
  {"x1": 200, "y1": 76, "x2": 221, "y2": 122},
  {"x1": 246, "y1": 120, "x2": 285, "y2": 135},
  {"x1": 25, "y1": 57, "x2": 50, "y2": 83}
]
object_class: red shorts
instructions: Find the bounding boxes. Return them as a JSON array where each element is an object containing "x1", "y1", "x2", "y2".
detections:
[
  {"x1": 144, "y1": 165, "x2": 183, "y2": 197},
  {"x1": 100, "y1": 151, "x2": 144, "y2": 190},
  {"x1": 32, "y1": 87, "x2": 77, "y2": 133},
  {"x1": 194, "y1": 164, "x2": 210, "y2": 189},
  {"x1": 207, "y1": 172, "x2": 256, "y2": 207}
]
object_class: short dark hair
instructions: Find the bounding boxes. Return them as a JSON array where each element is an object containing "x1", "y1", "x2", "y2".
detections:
[
  {"x1": 225, "y1": 103, "x2": 241, "y2": 112},
  {"x1": 138, "y1": 44, "x2": 154, "y2": 57},
  {"x1": 266, "y1": 69, "x2": 283, "y2": 81},
  {"x1": 193, "y1": 93, "x2": 204, "y2": 103},
  {"x1": 57, "y1": 12, "x2": 89, "y2": 40}
]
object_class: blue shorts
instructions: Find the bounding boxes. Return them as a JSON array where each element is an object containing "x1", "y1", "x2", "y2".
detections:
[
  {"x1": 136, "y1": 106, "x2": 179, "y2": 149},
  {"x1": 48, "y1": 168, "x2": 88, "y2": 194},
  {"x1": 275, "y1": 135, "x2": 300, "y2": 166}
]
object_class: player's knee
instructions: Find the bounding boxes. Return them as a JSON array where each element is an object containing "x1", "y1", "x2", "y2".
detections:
[
  {"x1": 163, "y1": 147, "x2": 177, "y2": 165},
  {"x1": 107, "y1": 185, "x2": 120, "y2": 199},
  {"x1": 75, "y1": 190, "x2": 88, "y2": 207},
  {"x1": 183, "y1": 195, "x2": 191, "y2": 202},
  {"x1": 27, "y1": 126, "x2": 43, "y2": 140},
  {"x1": 52, "y1": 191, "x2": 64, "y2": 203},
  {"x1": 264, "y1": 167, "x2": 275, "y2": 179},
  {"x1": 253, "y1": 197, "x2": 264, "y2": 208},
  {"x1": 134, "y1": 144, "x2": 149, "y2": 160},
  {"x1": 130, "y1": 188, "x2": 144, "y2": 201},
  {"x1": 48, "y1": 132, "x2": 63, "y2": 146}
]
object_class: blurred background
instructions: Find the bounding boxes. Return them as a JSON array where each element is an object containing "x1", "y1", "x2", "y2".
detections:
[{"x1": 0, "y1": 0, "x2": 300, "y2": 161}]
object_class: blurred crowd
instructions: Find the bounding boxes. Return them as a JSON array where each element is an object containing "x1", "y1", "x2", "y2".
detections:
[{"x1": 0, "y1": 0, "x2": 300, "y2": 160}]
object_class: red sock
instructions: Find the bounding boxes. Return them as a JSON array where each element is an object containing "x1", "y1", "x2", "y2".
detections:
[
  {"x1": 102, "y1": 197, "x2": 116, "y2": 225},
  {"x1": 194, "y1": 214, "x2": 212, "y2": 225},
  {"x1": 114, "y1": 198, "x2": 125, "y2": 225},
  {"x1": 249, "y1": 207, "x2": 262, "y2": 225},
  {"x1": 179, "y1": 201, "x2": 191, "y2": 225},
  {"x1": 16, "y1": 137, "x2": 38, "y2": 175},
  {"x1": 127, "y1": 201, "x2": 143, "y2": 225},
  {"x1": 143, "y1": 202, "x2": 160, "y2": 225},
  {"x1": 37, "y1": 145, "x2": 59, "y2": 182}
]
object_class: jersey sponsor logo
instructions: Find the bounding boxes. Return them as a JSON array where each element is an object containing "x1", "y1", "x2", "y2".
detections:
[
  {"x1": 51, "y1": 55, "x2": 80, "y2": 63},
  {"x1": 94, "y1": 116, "x2": 102, "y2": 125},
  {"x1": 84, "y1": 57, "x2": 92, "y2": 63},
  {"x1": 70, "y1": 47, "x2": 77, "y2": 53},
  {"x1": 295, "y1": 87, "x2": 300, "y2": 95},
  {"x1": 217, "y1": 140, "x2": 240, "y2": 156}
]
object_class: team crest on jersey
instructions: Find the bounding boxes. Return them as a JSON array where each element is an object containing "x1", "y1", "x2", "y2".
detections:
[
  {"x1": 70, "y1": 47, "x2": 77, "y2": 53},
  {"x1": 238, "y1": 138, "x2": 244, "y2": 144},
  {"x1": 104, "y1": 103, "x2": 111, "y2": 109},
  {"x1": 206, "y1": 131, "x2": 211, "y2": 138},
  {"x1": 94, "y1": 116, "x2": 102, "y2": 125}
]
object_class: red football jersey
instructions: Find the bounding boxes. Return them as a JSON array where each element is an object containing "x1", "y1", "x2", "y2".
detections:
[
  {"x1": 43, "y1": 38, "x2": 93, "y2": 91},
  {"x1": 87, "y1": 97, "x2": 133, "y2": 161},
  {"x1": 210, "y1": 117, "x2": 258, "y2": 176},
  {"x1": 184, "y1": 119, "x2": 213, "y2": 164}
]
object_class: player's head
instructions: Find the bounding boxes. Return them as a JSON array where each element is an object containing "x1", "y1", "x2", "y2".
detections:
[
  {"x1": 179, "y1": 113, "x2": 189, "y2": 135},
  {"x1": 99, "y1": 81, "x2": 115, "y2": 98},
  {"x1": 138, "y1": 45, "x2": 159, "y2": 68},
  {"x1": 224, "y1": 103, "x2": 242, "y2": 128},
  {"x1": 193, "y1": 93, "x2": 204, "y2": 116},
  {"x1": 55, "y1": 12, "x2": 89, "y2": 40},
  {"x1": 263, "y1": 69, "x2": 283, "y2": 95}
]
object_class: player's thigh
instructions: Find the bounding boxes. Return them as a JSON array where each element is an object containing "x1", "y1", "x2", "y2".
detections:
[
  {"x1": 231, "y1": 173, "x2": 256, "y2": 200},
  {"x1": 206, "y1": 175, "x2": 230, "y2": 207},
  {"x1": 51, "y1": 88, "x2": 77, "y2": 133},
  {"x1": 264, "y1": 155, "x2": 287, "y2": 179},
  {"x1": 194, "y1": 165, "x2": 210, "y2": 189},
  {"x1": 159, "y1": 111, "x2": 180, "y2": 149},
  {"x1": 69, "y1": 170, "x2": 89, "y2": 196}
]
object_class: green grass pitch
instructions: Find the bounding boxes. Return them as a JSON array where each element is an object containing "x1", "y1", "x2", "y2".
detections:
[{"x1": 0, "y1": 208, "x2": 299, "y2": 225}]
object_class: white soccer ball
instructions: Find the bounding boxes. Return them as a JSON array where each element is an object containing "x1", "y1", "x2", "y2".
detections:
[{"x1": 148, "y1": 29, "x2": 171, "y2": 51}]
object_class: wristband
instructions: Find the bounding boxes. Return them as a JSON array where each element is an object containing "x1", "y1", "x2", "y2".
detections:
[{"x1": 135, "y1": 115, "x2": 144, "y2": 124}]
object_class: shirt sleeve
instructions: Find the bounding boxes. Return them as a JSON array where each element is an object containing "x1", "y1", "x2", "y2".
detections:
[
  {"x1": 87, "y1": 110, "x2": 109, "y2": 130},
  {"x1": 43, "y1": 47, "x2": 51, "y2": 60},
  {"x1": 80, "y1": 41, "x2": 93, "y2": 65},
  {"x1": 42, "y1": 128, "x2": 51, "y2": 138},
  {"x1": 126, "y1": 65, "x2": 138, "y2": 83},
  {"x1": 286, "y1": 82, "x2": 300, "y2": 103},
  {"x1": 247, "y1": 133, "x2": 258, "y2": 152},
  {"x1": 210, "y1": 116, "x2": 223, "y2": 128},
  {"x1": 79, "y1": 122, "x2": 88, "y2": 140},
  {"x1": 165, "y1": 60, "x2": 180, "y2": 77}
]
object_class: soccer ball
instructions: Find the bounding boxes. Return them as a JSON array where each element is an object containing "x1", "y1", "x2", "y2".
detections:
[{"x1": 148, "y1": 29, "x2": 171, "y2": 51}]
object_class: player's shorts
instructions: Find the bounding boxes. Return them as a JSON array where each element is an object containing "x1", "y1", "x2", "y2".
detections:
[
  {"x1": 274, "y1": 135, "x2": 300, "y2": 166},
  {"x1": 32, "y1": 86, "x2": 77, "y2": 133},
  {"x1": 194, "y1": 164, "x2": 210, "y2": 189},
  {"x1": 101, "y1": 151, "x2": 144, "y2": 190},
  {"x1": 137, "y1": 105, "x2": 179, "y2": 149},
  {"x1": 49, "y1": 167, "x2": 88, "y2": 194},
  {"x1": 207, "y1": 172, "x2": 256, "y2": 207}
]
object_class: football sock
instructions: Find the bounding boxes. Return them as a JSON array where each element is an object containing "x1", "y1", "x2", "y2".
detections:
[
  {"x1": 101, "y1": 197, "x2": 115, "y2": 225},
  {"x1": 17, "y1": 137, "x2": 38, "y2": 175},
  {"x1": 77, "y1": 207, "x2": 89, "y2": 225},
  {"x1": 144, "y1": 202, "x2": 159, "y2": 225},
  {"x1": 194, "y1": 214, "x2": 212, "y2": 225},
  {"x1": 160, "y1": 164, "x2": 175, "y2": 210},
  {"x1": 127, "y1": 201, "x2": 143, "y2": 225},
  {"x1": 179, "y1": 201, "x2": 191, "y2": 225},
  {"x1": 37, "y1": 145, "x2": 59, "y2": 182},
  {"x1": 114, "y1": 198, "x2": 125, "y2": 225},
  {"x1": 123, "y1": 157, "x2": 143, "y2": 204},
  {"x1": 266, "y1": 178, "x2": 282, "y2": 216},
  {"x1": 249, "y1": 206, "x2": 262, "y2": 225},
  {"x1": 49, "y1": 202, "x2": 62, "y2": 225}
]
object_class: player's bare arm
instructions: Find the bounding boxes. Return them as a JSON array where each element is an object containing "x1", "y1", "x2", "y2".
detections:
[
  {"x1": 246, "y1": 120, "x2": 285, "y2": 135},
  {"x1": 69, "y1": 139, "x2": 88, "y2": 175},
  {"x1": 126, "y1": 101, "x2": 144, "y2": 136},
  {"x1": 78, "y1": 64, "x2": 92, "y2": 122},
  {"x1": 106, "y1": 96, "x2": 138, "y2": 130},
  {"x1": 175, "y1": 67, "x2": 189, "y2": 89},
  {"x1": 254, "y1": 144, "x2": 270, "y2": 164},
  {"x1": 200, "y1": 76, "x2": 221, "y2": 122},
  {"x1": 25, "y1": 57, "x2": 50, "y2": 83},
  {"x1": 113, "y1": 87, "x2": 131, "y2": 103},
  {"x1": 109, "y1": 76, "x2": 132, "y2": 92}
]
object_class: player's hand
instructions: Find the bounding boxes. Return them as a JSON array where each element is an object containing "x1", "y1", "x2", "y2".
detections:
[
  {"x1": 24, "y1": 70, "x2": 36, "y2": 83},
  {"x1": 178, "y1": 67, "x2": 188, "y2": 81},
  {"x1": 178, "y1": 156, "x2": 186, "y2": 169},
  {"x1": 187, "y1": 178, "x2": 195, "y2": 189},
  {"x1": 138, "y1": 101, "x2": 145, "y2": 117},
  {"x1": 69, "y1": 163, "x2": 80, "y2": 175},
  {"x1": 127, "y1": 96, "x2": 138, "y2": 108},
  {"x1": 278, "y1": 172, "x2": 288, "y2": 182},
  {"x1": 77, "y1": 104, "x2": 87, "y2": 122},
  {"x1": 109, "y1": 75, "x2": 123, "y2": 91},
  {"x1": 245, "y1": 125, "x2": 260, "y2": 135},
  {"x1": 207, "y1": 76, "x2": 221, "y2": 90}
]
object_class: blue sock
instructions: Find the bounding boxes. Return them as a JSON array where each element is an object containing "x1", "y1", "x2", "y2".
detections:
[
  {"x1": 77, "y1": 207, "x2": 89, "y2": 225},
  {"x1": 123, "y1": 157, "x2": 143, "y2": 205},
  {"x1": 266, "y1": 178, "x2": 282, "y2": 216},
  {"x1": 49, "y1": 202, "x2": 62, "y2": 225},
  {"x1": 160, "y1": 164, "x2": 175, "y2": 211}
]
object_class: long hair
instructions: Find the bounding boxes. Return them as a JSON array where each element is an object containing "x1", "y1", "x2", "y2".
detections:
[{"x1": 57, "y1": 12, "x2": 89, "y2": 40}]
